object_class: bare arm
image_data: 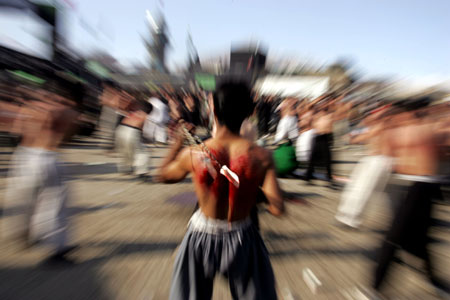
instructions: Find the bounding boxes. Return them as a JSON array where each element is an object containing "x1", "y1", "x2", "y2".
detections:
[
  {"x1": 158, "y1": 137, "x2": 192, "y2": 183},
  {"x1": 351, "y1": 128, "x2": 372, "y2": 144},
  {"x1": 310, "y1": 94, "x2": 326, "y2": 106},
  {"x1": 261, "y1": 156, "x2": 285, "y2": 216}
]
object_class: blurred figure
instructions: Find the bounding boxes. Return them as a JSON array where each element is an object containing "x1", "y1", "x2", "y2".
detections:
[
  {"x1": 143, "y1": 93, "x2": 170, "y2": 145},
  {"x1": 295, "y1": 108, "x2": 316, "y2": 166},
  {"x1": 240, "y1": 109, "x2": 259, "y2": 142},
  {"x1": 373, "y1": 98, "x2": 449, "y2": 296},
  {"x1": 274, "y1": 97, "x2": 298, "y2": 143},
  {"x1": 159, "y1": 81, "x2": 284, "y2": 299},
  {"x1": 333, "y1": 99, "x2": 352, "y2": 149},
  {"x1": 98, "y1": 80, "x2": 121, "y2": 150},
  {"x1": 181, "y1": 93, "x2": 201, "y2": 128},
  {"x1": 3, "y1": 87, "x2": 79, "y2": 264},
  {"x1": 115, "y1": 100, "x2": 153, "y2": 180},
  {"x1": 335, "y1": 107, "x2": 393, "y2": 228},
  {"x1": 306, "y1": 105, "x2": 334, "y2": 182},
  {"x1": 256, "y1": 95, "x2": 272, "y2": 138},
  {"x1": 166, "y1": 93, "x2": 182, "y2": 141},
  {"x1": 272, "y1": 98, "x2": 299, "y2": 177}
]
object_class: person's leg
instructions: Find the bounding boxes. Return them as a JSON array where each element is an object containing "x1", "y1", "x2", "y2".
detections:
[
  {"x1": 29, "y1": 153, "x2": 75, "y2": 261},
  {"x1": 373, "y1": 240, "x2": 397, "y2": 290},
  {"x1": 404, "y1": 183, "x2": 448, "y2": 292},
  {"x1": 134, "y1": 138, "x2": 149, "y2": 176},
  {"x1": 2, "y1": 148, "x2": 40, "y2": 244},
  {"x1": 115, "y1": 126, "x2": 130, "y2": 173},
  {"x1": 423, "y1": 248, "x2": 450, "y2": 293},
  {"x1": 106, "y1": 112, "x2": 119, "y2": 148},
  {"x1": 121, "y1": 128, "x2": 136, "y2": 173},
  {"x1": 306, "y1": 137, "x2": 318, "y2": 180},
  {"x1": 49, "y1": 160, "x2": 71, "y2": 253},
  {"x1": 324, "y1": 134, "x2": 333, "y2": 181},
  {"x1": 170, "y1": 230, "x2": 214, "y2": 300},
  {"x1": 337, "y1": 156, "x2": 392, "y2": 228},
  {"x1": 373, "y1": 181, "x2": 415, "y2": 290},
  {"x1": 336, "y1": 156, "x2": 371, "y2": 226},
  {"x1": 228, "y1": 227, "x2": 277, "y2": 300}
]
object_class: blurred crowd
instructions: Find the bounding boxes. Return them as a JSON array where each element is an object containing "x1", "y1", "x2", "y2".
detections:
[{"x1": 1, "y1": 73, "x2": 450, "y2": 297}]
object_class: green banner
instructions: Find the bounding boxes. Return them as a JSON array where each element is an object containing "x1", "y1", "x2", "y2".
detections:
[
  {"x1": 8, "y1": 70, "x2": 46, "y2": 85},
  {"x1": 195, "y1": 74, "x2": 215, "y2": 91},
  {"x1": 85, "y1": 61, "x2": 111, "y2": 79},
  {"x1": 63, "y1": 71, "x2": 88, "y2": 84}
]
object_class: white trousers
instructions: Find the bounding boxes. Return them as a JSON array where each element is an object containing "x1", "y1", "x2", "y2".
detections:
[
  {"x1": 115, "y1": 125, "x2": 149, "y2": 175},
  {"x1": 2, "y1": 147, "x2": 69, "y2": 250},
  {"x1": 335, "y1": 155, "x2": 392, "y2": 228},
  {"x1": 143, "y1": 121, "x2": 168, "y2": 144}
]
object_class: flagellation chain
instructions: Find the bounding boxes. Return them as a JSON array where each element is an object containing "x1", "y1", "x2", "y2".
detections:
[
  {"x1": 180, "y1": 124, "x2": 222, "y2": 169},
  {"x1": 179, "y1": 123, "x2": 240, "y2": 188}
]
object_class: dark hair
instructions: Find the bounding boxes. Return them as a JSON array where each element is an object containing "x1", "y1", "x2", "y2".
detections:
[
  {"x1": 103, "y1": 79, "x2": 119, "y2": 90},
  {"x1": 213, "y1": 81, "x2": 254, "y2": 133},
  {"x1": 140, "y1": 101, "x2": 153, "y2": 114},
  {"x1": 70, "y1": 82, "x2": 85, "y2": 112},
  {"x1": 394, "y1": 96, "x2": 430, "y2": 113}
]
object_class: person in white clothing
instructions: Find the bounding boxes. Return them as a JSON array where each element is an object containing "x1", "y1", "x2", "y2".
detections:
[
  {"x1": 3, "y1": 87, "x2": 79, "y2": 264},
  {"x1": 143, "y1": 95, "x2": 169, "y2": 144},
  {"x1": 335, "y1": 108, "x2": 393, "y2": 228},
  {"x1": 296, "y1": 110, "x2": 316, "y2": 164},
  {"x1": 296, "y1": 128, "x2": 316, "y2": 164},
  {"x1": 115, "y1": 100, "x2": 153, "y2": 180},
  {"x1": 274, "y1": 98, "x2": 298, "y2": 143}
]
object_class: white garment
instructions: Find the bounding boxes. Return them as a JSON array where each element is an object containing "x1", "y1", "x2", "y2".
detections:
[
  {"x1": 274, "y1": 116, "x2": 298, "y2": 143},
  {"x1": 295, "y1": 129, "x2": 316, "y2": 162},
  {"x1": 143, "y1": 97, "x2": 169, "y2": 143},
  {"x1": 189, "y1": 210, "x2": 251, "y2": 234},
  {"x1": 115, "y1": 125, "x2": 149, "y2": 175},
  {"x1": 335, "y1": 155, "x2": 392, "y2": 228},
  {"x1": 3, "y1": 147, "x2": 69, "y2": 250}
]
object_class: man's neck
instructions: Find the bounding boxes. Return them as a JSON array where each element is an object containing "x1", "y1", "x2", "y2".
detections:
[{"x1": 214, "y1": 125, "x2": 239, "y2": 140}]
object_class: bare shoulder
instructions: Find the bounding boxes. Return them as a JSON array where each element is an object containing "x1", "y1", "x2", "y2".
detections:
[{"x1": 248, "y1": 142, "x2": 273, "y2": 168}]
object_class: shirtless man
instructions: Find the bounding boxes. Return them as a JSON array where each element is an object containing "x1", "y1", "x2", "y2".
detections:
[
  {"x1": 373, "y1": 98, "x2": 449, "y2": 295},
  {"x1": 159, "y1": 82, "x2": 284, "y2": 299},
  {"x1": 4, "y1": 86, "x2": 79, "y2": 263},
  {"x1": 115, "y1": 100, "x2": 153, "y2": 180},
  {"x1": 306, "y1": 105, "x2": 334, "y2": 182},
  {"x1": 335, "y1": 107, "x2": 393, "y2": 228}
]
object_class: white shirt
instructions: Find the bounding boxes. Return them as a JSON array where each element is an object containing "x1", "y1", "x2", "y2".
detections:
[
  {"x1": 274, "y1": 115, "x2": 298, "y2": 143},
  {"x1": 147, "y1": 97, "x2": 169, "y2": 124},
  {"x1": 296, "y1": 129, "x2": 316, "y2": 162},
  {"x1": 143, "y1": 97, "x2": 169, "y2": 143}
]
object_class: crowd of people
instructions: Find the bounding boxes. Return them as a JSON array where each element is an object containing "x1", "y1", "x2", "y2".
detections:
[{"x1": 1, "y1": 75, "x2": 449, "y2": 299}]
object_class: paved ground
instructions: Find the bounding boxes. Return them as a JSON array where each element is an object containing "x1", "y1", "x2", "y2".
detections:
[{"x1": 0, "y1": 134, "x2": 449, "y2": 300}]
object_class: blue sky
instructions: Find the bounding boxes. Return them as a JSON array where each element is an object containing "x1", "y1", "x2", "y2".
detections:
[{"x1": 1, "y1": 0, "x2": 449, "y2": 80}]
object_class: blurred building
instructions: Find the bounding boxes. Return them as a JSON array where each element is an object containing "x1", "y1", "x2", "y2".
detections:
[
  {"x1": 143, "y1": 11, "x2": 170, "y2": 74},
  {"x1": 228, "y1": 45, "x2": 267, "y2": 85}
]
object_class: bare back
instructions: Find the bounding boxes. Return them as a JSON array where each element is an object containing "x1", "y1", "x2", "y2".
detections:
[
  {"x1": 14, "y1": 101, "x2": 78, "y2": 151},
  {"x1": 190, "y1": 137, "x2": 271, "y2": 221},
  {"x1": 314, "y1": 113, "x2": 333, "y2": 134},
  {"x1": 392, "y1": 123, "x2": 438, "y2": 176}
]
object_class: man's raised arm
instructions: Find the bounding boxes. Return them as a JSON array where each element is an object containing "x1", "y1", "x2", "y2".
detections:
[
  {"x1": 261, "y1": 155, "x2": 285, "y2": 216},
  {"x1": 158, "y1": 135, "x2": 192, "y2": 183}
]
